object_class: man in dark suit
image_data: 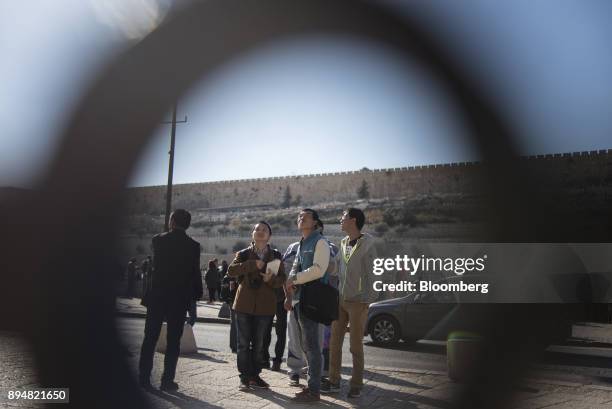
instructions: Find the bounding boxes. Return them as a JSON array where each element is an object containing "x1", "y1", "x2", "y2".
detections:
[{"x1": 138, "y1": 209, "x2": 203, "y2": 391}]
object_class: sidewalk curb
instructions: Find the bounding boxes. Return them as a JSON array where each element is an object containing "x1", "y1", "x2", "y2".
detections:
[
  {"x1": 116, "y1": 311, "x2": 230, "y2": 324},
  {"x1": 523, "y1": 375, "x2": 612, "y2": 391},
  {"x1": 420, "y1": 339, "x2": 612, "y2": 359}
]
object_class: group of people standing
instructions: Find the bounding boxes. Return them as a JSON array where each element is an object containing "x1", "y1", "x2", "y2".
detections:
[
  {"x1": 138, "y1": 206, "x2": 378, "y2": 403},
  {"x1": 223, "y1": 207, "x2": 379, "y2": 403},
  {"x1": 125, "y1": 255, "x2": 152, "y2": 298}
]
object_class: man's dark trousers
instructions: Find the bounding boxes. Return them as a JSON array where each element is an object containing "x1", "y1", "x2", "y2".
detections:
[
  {"x1": 263, "y1": 299, "x2": 288, "y2": 365},
  {"x1": 139, "y1": 297, "x2": 187, "y2": 383},
  {"x1": 236, "y1": 312, "x2": 272, "y2": 381}
]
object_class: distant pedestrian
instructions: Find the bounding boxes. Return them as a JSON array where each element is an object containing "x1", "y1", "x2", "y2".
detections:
[
  {"x1": 138, "y1": 209, "x2": 203, "y2": 391},
  {"x1": 283, "y1": 240, "x2": 305, "y2": 382},
  {"x1": 205, "y1": 260, "x2": 220, "y2": 303},
  {"x1": 219, "y1": 260, "x2": 229, "y2": 277},
  {"x1": 316, "y1": 221, "x2": 340, "y2": 380},
  {"x1": 141, "y1": 256, "x2": 151, "y2": 278},
  {"x1": 228, "y1": 221, "x2": 286, "y2": 391},
  {"x1": 141, "y1": 256, "x2": 152, "y2": 297},
  {"x1": 219, "y1": 260, "x2": 228, "y2": 276},
  {"x1": 216, "y1": 260, "x2": 226, "y2": 299},
  {"x1": 126, "y1": 258, "x2": 138, "y2": 298},
  {"x1": 262, "y1": 275, "x2": 288, "y2": 371}
]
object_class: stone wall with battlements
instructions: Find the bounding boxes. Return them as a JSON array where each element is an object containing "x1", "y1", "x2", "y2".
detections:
[{"x1": 125, "y1": 149, "x2": 612, "y2": 214}]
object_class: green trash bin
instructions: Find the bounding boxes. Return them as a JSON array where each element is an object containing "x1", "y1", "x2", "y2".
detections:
[{"x1": 447, "y1": 331, "x2": 485, "y2": 382}]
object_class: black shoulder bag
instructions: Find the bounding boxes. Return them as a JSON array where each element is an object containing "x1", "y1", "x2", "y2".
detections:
[{"x1": 300, "y1": 278, "x2": 339, "y2": 325}]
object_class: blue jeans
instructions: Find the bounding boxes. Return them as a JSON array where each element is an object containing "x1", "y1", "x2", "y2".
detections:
[
  {"x1": 235, "y1": 312, "x2": 272, "y2": 381},
  {"x1": 293, "y1": 302, "x2": 322, "y2": 393}
]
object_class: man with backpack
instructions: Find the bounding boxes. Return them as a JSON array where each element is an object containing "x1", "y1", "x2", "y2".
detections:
[{"x1": 285, "y1": 219, "x2": 339, "y2": 385}]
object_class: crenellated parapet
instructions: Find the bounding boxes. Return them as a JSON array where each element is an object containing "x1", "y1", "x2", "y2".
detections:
[{"x1": 124, "y1": 149, "x2": 612, "y2": 214}]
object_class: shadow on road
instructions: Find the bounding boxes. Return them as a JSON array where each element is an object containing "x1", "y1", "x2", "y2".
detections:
[
  {"x1": 196, "y1": 347, "x2": 219, "y2": 353},
  {"x1": 248, "y1": 387, "x2": 346, "y2": 408},
  {"x1": 147, "y1": 389, "x2": 223, "y2": 409},
  {"x1": 337, "y1": 367, "x2": 430, "y2": 390},
  {"x1": 185, "y1": 351, "x2": 227, "y2": 364},
  {"x1": 332, "y1": 384, "x2": 456, "y2": 409}
]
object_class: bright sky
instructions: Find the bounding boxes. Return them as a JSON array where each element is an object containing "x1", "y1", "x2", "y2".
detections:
[{"x1": 1, "y1": 1, "x2": 611, "y2": 188}]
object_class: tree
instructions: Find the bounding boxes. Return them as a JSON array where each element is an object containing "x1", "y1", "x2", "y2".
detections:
[
  {"x1": 282, "y1": 186, "x2": 292, "y2": 208},
  {"x1": 400, "y1": 207, "x2": 418, "y2": 227},
  {"x1": 357, "y1": 179, "x2": 370, "y2": 199},
  {"x1": 383, "y1": 210, "x2": 397, "y2": 226},
  {"x1": 292, "y1": 194, "x2": 302, "y2": 206}
]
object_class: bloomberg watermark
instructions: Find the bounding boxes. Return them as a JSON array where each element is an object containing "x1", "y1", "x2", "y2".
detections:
[{"x1": 368, "y1": 244, "x2": 612, "y2": 302}]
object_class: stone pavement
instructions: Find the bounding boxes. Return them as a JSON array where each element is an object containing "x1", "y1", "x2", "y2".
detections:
[
  {"x1": 116, "y1": 297, "x2": 230, "y2": 323},
  {"x1": 3, "y1": 330, "x2": 612, "y2": 408}
]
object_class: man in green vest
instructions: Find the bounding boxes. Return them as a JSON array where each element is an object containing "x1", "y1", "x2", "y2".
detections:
[{"x1": 322, "y1": 208, "x2": 378, "y2": 398}]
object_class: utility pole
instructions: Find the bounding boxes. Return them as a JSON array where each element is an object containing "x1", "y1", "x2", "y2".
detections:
[{"x1": 162, "y1": 102, "x2": 188, "y2": 231}]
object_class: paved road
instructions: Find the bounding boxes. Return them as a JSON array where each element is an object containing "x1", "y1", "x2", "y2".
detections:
[
  {"x1": 3, "y1": 320, "x2": 612, "y2": 408},
  {"x1": 116, "y1": 317, "x2": 612, "y2": 383},
  {"x1": 116, "y1": 317, "x2": 449, "y2": 373}
]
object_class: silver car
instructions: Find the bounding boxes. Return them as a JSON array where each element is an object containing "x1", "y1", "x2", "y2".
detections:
[{"x1": 366, "y1": 276, "x2": 486, "y2": 346}]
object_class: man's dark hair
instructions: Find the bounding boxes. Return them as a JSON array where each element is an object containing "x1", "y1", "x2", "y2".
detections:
[
  {"x1": 346, "y1": 207, "x2": 365, "y2": 230},
  {"x1": 316, "y1": 219, "x2": 324, "y2": 233},
  {"x1": 171, "y1": 209, "x2": 191, "y2": 229},
  {"x1": 258, "y1": 220, "x2": 272, "y2": 236},
  {"x1": 301, "y1": 208, "x2": 320, "y2": 222}
]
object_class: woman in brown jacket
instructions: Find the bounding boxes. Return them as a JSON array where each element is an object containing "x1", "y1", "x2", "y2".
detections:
[{"x1": 228, "y1": 221, "x2": 286, "y2": 391}]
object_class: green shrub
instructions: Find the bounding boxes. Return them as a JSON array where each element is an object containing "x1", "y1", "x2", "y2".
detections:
[
  {"x1": 374, "y1": 223, "x2": 389, "y2": 235},
  {"x1": 383, "y1": 210, "x2": 397, "y2": 226},
  {"x1": 399, "y1": 207, "x2": 418, "y2": 227},
  {"x1": 215, "y1": 244, "x2": 228, "y2": 255},
  {"x1": 238, "y1": 224, "x2": 252, "y2": 233},
  {"x1": 232, "y1": 240, "x2": 248, "y2": 252},
  {"x1": 395, "y1": 225, "x2": 410, "y2": 235}
]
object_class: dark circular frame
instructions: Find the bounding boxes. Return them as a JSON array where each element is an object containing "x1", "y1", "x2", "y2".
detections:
[{"x1": 1, "y1": 1, "x2": 558, "y2": 407}]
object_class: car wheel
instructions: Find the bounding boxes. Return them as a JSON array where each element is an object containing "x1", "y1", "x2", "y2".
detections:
[{"x1": 369, "y1": 315, "x2": 401, "y2": 346}]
